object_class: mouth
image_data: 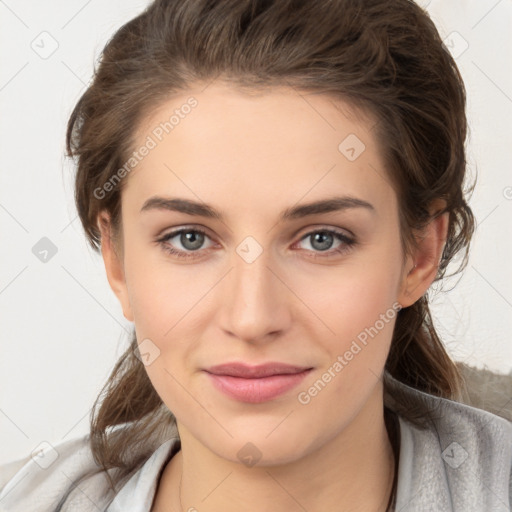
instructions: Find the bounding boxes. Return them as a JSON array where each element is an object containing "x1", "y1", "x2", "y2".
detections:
[
  {"x1": 203, "y1": 362, "x2": 313, "y2": 403},
  {"x1": 205, "y1": 362, "x2": 313, "y2": 378}
]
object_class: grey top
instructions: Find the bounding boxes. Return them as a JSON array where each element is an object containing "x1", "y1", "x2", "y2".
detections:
[{"x1": 1, "y1": 373, "x2": 511, "y2": 511}]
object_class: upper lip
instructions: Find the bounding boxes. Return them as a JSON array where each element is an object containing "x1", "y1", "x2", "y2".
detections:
[{"x1": 204, "y1": 363, "x2": 312, "y2": 378}]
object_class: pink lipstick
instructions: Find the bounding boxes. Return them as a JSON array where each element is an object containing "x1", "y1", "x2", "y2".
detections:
[{"x1": 204, "y1": 362, "x2": 313, "y2": 403}]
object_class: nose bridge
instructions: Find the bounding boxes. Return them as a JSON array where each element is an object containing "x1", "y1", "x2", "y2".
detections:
[
  {"x1": 232, "y1": 235, "x2": 276, "y2": 309},
  {"x1": 220, "y1": 235, "x2": 288, "y2": 341}
]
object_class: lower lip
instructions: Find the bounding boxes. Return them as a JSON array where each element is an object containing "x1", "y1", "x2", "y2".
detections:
[{"x1": 204, "y1": 369, "x2": 312, "y2": 403}]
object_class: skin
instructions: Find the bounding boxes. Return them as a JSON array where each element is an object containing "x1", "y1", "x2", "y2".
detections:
[{"x1": 98, "y1": 80, "x2": 448, "y2": 512}]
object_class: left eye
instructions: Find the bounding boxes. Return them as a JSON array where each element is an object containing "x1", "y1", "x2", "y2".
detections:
[
  {"x1": 156, "y1": 227, "x2": 356, "y2": 260},
  {"x1": 294, "y1": 229, "x2": 355, "y2": 257}
]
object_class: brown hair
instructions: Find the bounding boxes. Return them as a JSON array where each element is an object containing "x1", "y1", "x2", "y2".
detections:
[{"x1": 65, "y1": 0, "x2": 475, "y2": 497}]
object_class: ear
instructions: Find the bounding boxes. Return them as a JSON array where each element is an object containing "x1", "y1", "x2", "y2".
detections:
[
  {"x1": 97, "y1": 210, "x2": 134, "y2": 322},
  {"x1": 397, "y1": 199, "x2": 449, "y2": 308}
]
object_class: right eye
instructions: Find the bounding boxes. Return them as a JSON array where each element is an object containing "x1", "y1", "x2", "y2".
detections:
[{"x1": 156, "y1": 227, "x2": 216, "y2": 259}]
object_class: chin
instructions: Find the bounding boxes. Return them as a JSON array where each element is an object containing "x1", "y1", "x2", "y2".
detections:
[{"x1": 199, "y1": 425, "x2": 317, "y2": 468}]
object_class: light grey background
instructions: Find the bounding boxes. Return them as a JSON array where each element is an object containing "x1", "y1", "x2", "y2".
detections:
[{"x1": 1, "y1": 0, "x2": 511, "y2": 464}]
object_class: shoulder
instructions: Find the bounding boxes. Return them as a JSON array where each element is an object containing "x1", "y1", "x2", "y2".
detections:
[
  {"x1": 387, "y1": 373, "x2": 512, "y2": 511},
  {"x1": 0, "y1": 432, "x2": 181, "y2": 512},
  {"x1": 0, "y1": 435, "x2": 117, "y2": 512}
]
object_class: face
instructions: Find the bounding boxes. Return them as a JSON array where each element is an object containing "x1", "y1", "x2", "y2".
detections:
[{"x1": 99, "y1": 81, "x2": 443, "y2": 466}]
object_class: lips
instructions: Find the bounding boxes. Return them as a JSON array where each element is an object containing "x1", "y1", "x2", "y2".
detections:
[
  {"x1": 205, "y1": 362, "x2": 312, "y2": 378},
  {"x1": 203, "y1": 362, "x2": 313, "y2": 403}
]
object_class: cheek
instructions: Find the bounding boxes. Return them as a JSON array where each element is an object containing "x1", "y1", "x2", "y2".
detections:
[
  {"x1": 121, "y1": 241, "x2": 207, "y2": 386},
  {"x1": 122, "y1": 237, "x2": 197, "y2": 334},
  {"x1": 295, "y1": 268, "x2": 400, "y2": 419},
  {"x1": 293, "y1": 247, "x2": 403, "y2": 400},
  {"x1": 298, "y1": 251, "x2": 401, "y2": 338},
  {"x1": 325, "y1": 288, "x2": 396, "y2": 381}
]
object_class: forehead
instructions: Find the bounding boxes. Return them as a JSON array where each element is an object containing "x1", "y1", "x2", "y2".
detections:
[{"x1": 123, "y1": 81, "x2": 396, "y2": 220}]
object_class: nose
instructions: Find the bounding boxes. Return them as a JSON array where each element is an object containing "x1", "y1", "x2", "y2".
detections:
[{"x1": 218, "y1": 241, "x2": 292, "y2": 344}]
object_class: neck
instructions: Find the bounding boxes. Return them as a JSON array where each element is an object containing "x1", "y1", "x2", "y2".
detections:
[{"x1": 156, "y1": 385, "x2": 396, "y2": 512}]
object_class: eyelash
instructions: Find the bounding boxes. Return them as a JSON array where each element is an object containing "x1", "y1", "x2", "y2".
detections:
[{"x1": 156, "y1": 226, "x2": 356, "y2": 260}]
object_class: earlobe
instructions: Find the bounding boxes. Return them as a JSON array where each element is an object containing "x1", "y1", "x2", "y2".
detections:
[
  {"x1": 397, "y1": 203, "x2": 449, "y2": 308},
  {"x1": 97, "y1": 211, "x2": 134, "y2": 322}
]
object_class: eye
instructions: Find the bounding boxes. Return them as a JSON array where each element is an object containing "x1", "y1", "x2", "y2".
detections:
[
  {"x1": 293, "y1": 228, "x2": 356, "y2": 258},
  {"x1": 156, "y1": 226, "x2": 356, "y2": 260},
  {"x1": 156, "y1": 227, "x2": 214, "y2": 259}
]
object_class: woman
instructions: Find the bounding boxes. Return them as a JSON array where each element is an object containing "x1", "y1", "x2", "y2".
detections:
[{"x1": 1, "y1": 0, "x2": 511, "y2": 511}]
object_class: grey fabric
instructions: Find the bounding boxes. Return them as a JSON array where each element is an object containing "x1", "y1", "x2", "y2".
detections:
[
  {"x1": 456, "y1": 362, "x2": 512, "y2": 422},
  {"x1": 1, "y1": 370, "x2": 511, "y2": 511},
  {"x1": 386, "y1": 372, "x2": 512, "y2": 511}
]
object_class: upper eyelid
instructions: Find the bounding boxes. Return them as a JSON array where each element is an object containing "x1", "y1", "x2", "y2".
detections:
[
  {"x1": 158, "y1": 226, "x2": 213, "y2": 242},
  {"x1": 159, "y1": 223, "x2": 355, "y2": 237},
  {"x1": 158, "y1": 225, "x2": 353, "y2": 238}
]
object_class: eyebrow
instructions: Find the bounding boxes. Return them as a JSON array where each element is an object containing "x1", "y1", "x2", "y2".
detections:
[{"x1": 140, "y1": 195, "x2": 375, "y2": 221}]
